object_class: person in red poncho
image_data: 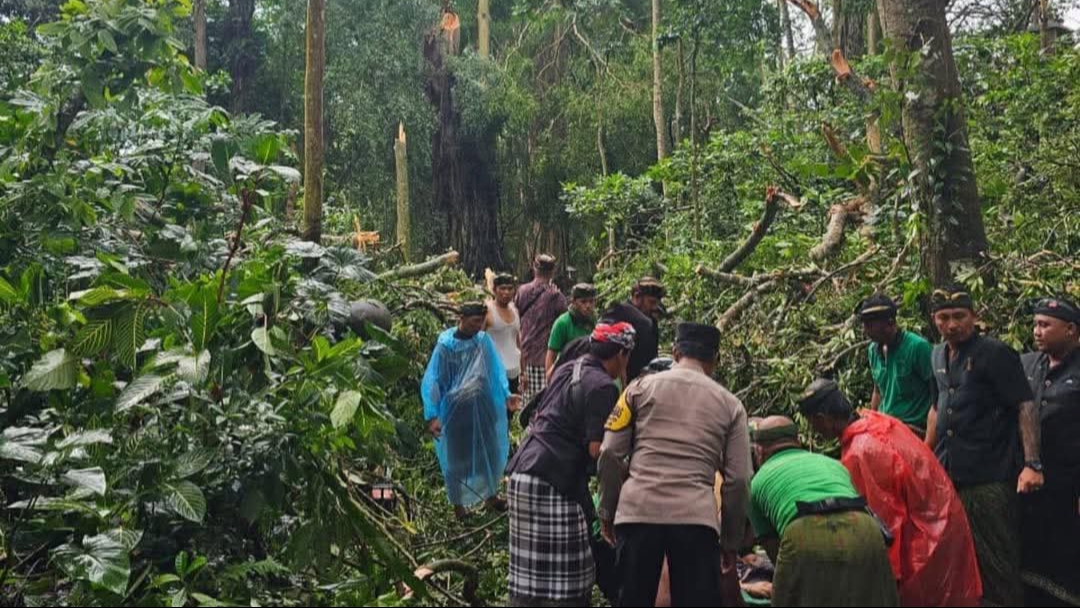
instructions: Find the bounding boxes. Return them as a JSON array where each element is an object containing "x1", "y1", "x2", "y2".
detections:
[{"x1": 798, "y1": 378, "x2": 983, "y2": 607}]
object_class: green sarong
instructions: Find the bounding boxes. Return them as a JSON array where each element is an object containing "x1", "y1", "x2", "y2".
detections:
[
  {"x1": 958, "y1": 483, "x2": 1022, "y2": 607},
  {"x1": 772, "y1": 510, "x2": 898, "y2": 607}
]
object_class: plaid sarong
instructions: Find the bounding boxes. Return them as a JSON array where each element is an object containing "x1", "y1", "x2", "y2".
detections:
[
  {"x1": 509, "y1": 474, "x2": 594, "y2": 602},
  {"x1": 522, "y1": 365, "x2": 547, "y2": 406}
]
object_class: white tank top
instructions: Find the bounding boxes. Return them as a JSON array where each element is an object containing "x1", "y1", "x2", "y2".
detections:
[{"x1": 487, "y1": 300, "x2": 521, "y2": 378}]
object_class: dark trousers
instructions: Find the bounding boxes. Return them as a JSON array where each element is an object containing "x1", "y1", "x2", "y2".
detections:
[{"x1": 615, "y1": 523, "x2": 722, "y2": 608}]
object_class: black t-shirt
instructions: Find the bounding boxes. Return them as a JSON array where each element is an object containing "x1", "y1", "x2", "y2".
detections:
[
  {"x1": 933, "y1": 334, "x2": 1034, "y2": 487},
  {"x1": 1022, "y1": 349, "x2": 1080, "y2": 493},
  {"x1": 603, "y1": 301, "x2": 659, "y2": 382},
  {"x1": 507, "y1": 354, "x2": 619, "y2": 501}
]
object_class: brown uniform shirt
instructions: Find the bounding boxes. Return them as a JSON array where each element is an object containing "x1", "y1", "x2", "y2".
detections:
[{"x1": 597, "y1": 362, "x2": 752, "y2": 550}]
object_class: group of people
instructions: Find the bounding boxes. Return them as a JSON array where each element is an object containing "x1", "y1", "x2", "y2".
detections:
[{"x1": 419, "y1": 253, "x2": 1079, "y2": 607}]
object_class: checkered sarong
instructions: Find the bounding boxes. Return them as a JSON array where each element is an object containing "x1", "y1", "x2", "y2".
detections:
[
  {"x1": 522, "y1": 365, "x2": 547, "y2": 406},
  {"x1": 508, "y1": 474, "x2": 595, "y2": 602}
]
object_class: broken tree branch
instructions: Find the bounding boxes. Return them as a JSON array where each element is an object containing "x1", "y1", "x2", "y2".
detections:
[
  {"x1": 718, "y1": 280, "x2": 781, "y2": 331},
  {"x1": 378, "y1": 251, "x2": 460, "y2": 281},
  {"x1": 810, "y1": 197, "x2": 867, "y2": 262},
  {"x1": 786, "y1": 0, "x2": 874, "y2": 99},
  {"x1": 806, "y1": 246, "x2": 881, "y2": 301},
  {"x1": 718, "y1": 187, "x2": 785, "y2": 273}
]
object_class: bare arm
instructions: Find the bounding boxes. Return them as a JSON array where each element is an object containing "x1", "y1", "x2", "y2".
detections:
[
  {"x1": 925, "y1": 405, "x2": 938, "y2": 448},
  {"x1": 870, "y1": 387, "x2": 881, "y2": 411},
  {"x1": 545, "y1": 349, "x2": 558, "y2": 380},
  {"x1": 1019, "y1": 400, "x2": 1041, "y2": 462}
]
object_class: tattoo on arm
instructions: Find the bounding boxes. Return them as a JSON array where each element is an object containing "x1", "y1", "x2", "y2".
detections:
[{"x1": 1019, "y1": 400, "x2": 1041, "y2": 461}]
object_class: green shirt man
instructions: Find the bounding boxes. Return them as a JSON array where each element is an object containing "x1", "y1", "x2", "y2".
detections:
[
  {"x1": 545, "y1": 283, "x2": 597, "y2": 378},
  {"x1": 750, "y1": 447, "x2": 860, "y2": 539},
  {"x1": 858, "y1": 295, "x2": 934, "y2": 430}
]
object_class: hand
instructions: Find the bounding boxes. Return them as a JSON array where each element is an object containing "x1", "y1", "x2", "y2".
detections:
[
  {"x1": 428, "y1": 418, "x2": 442, "y2": 439},
  {"x1": 507, "y1": 395, "x2": 523, "y2": 413},
  {"x1": 600, "y1": 519, "x2": 616, "y2": 547},
  {"x1": 743, "y1": 581, "x2": 773, "y2": 599},
  {"x1": 1017, "y1": 467, "x2": 1044, "y2": 493}
]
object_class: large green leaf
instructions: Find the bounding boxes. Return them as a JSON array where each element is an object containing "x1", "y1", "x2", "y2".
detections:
[
  {"x1": 21, "y1": 349, "x2": 78, "y2": 392},
  {"x1": 251, "y1": 326, "x2": 275, "y2": 356},
  {"x1": 61, "y1": 467, "x2": 107, "y2": 496},
  {"x1": 52, "y1": 531, "x2": 131, "y2": 595},
  {"x1": 190, "y1": 295, "x2": 220, "y2": 352},
  {"x1": 154, "y1": 349, "x2": 211, "y2": 384},
  {"x1": 115, "y1": 374, "x2": 165, "y2": 412},
  {"x1": 164, "y1": 481, "x2": 207, "y2": 522},
  {"x1": 69, "y1": 286, "x2": 132, "y2": 307},
  {"x1": 57, "y1": 429, "x2": 113, "y2": 450},
  {"x1": 113, "y1": 304, "x2": 149, "y2": 369},
  {"x1": 104, "y1": 529, "x2": 143, "y2": 552},
  {"x1": 174, "y1": 449, "x2": 214, "y2": 479},
  {"x1": 0, "y1": 276, "x2": 21, "y2": 304},
  {"x1": 71, "y1": 319, "x2": 113, "y2": 356},
  {"x1": 331, "y1": 391, "x2": 363, "y2": 429},
  {"x1": 0, "y1": 427, "x2": 51, "y2": 464}
]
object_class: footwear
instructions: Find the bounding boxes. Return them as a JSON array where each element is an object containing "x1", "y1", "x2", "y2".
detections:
[{"x1": 485, "y1": 496, "x2": 507, "y2": 513}]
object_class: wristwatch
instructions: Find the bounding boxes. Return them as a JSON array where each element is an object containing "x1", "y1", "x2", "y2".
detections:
[{"x1": 1025, "y1": 460, "x2": 1044, "y2": 473}]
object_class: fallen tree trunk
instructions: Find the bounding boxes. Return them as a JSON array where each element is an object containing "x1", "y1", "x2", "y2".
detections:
[{"x1": 378, "y1": 251, "x2": 460, "y2": 281}]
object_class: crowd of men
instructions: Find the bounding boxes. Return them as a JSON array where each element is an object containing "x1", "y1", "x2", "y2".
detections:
[{"x1": 419, "y1": 253, "x2": 1079, "y2": 607}]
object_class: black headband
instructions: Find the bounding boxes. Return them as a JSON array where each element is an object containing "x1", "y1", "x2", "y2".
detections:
[{"x1": 1033, "y1": 297, "x2": 1080, "y2": 324}]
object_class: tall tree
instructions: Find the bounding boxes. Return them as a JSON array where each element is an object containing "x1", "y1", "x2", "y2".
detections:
[
  {"x1": 395, "y1": 122, "x2": 410, "y2": 261},
  {"x1": 478, "y1": 0, "x2": 491, "y2": 58},
  {"x1": 866, "y1": 0, "x2": 880, "y2": 56},
  {"x1": 302, "y1": 0, "x2": 325, "y2": 244},
  {"x1": 832, "y1": 0, "x2": 867, "y2": 58},
  {"x1": 779, "y1": 0, "x2": 796, "y2": 64},
  {"x1": 424, "y1": 7, "x2": 505, "y2": 276},
  {"x1": 878, "y1": 0, "x2": 989, "y2": 287},
  {"x1": 652, "y1": 0, "x2": 668, "y2": 160},
  {"x1": 225, "y1": 0, "x2": 257, "y2": 112},
  {"x1": 193, "y1": 0, "x2": 207, "y2": 69}
]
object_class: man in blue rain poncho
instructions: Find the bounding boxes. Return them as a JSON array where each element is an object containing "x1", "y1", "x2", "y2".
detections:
[{"x1": 423, "y1": 302, "x2": 520, "y2": 519}]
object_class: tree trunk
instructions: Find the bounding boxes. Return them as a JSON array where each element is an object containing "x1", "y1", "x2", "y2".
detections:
[
  {"x1": 867, "y1": 0, "x2": 881, "y2": 56},
  {"x1": 780, "y1": 0, "x2": 796, "y2": 63},
  {"x1": 301, "y1": 0, "x2": 325, "y2": 244},
  {"x1": 833, "y1": 0, "x2": 868, "y2": 58},
  {"x1": 478, "y1": 0, "x2": 491, "y2": 58},
  {"x1": 878, "y1": 0, "x2": 989, "y2": 288},
  {"x1": 425, "y1": 9, "x2": 506, "y2": 278},
  {"x1": 226, "y1": 0, "x2": 257, "y2": 113},
  {"x1": 674, "y1": 40, "x2": 684, "y2": 146},
  {"x1": 651, "y1": 0, "x2": 668, "y2": 160},
  {"x1": 395, "y1": 122, "x2": 411, "y2": 262},
  {"x1": 1039, "y1": 0, "x2": 1056, "y2": 54},
  {"x1": 193, "y1": 0, "x2": 207, "y2": 69}
]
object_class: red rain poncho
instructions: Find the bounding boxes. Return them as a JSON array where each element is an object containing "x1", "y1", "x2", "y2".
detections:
[{"x1": 840, "y1": 411, "x2": 982, "y2": 607}]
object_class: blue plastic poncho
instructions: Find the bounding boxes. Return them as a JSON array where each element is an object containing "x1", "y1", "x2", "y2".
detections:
[{"x1": 421, "y1": 328, "x2": 510, "y2": 507}]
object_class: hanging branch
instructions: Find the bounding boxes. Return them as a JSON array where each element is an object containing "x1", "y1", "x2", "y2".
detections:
[{"x1": 378, "y1": 251, "x2": 460, "y2": 281}]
